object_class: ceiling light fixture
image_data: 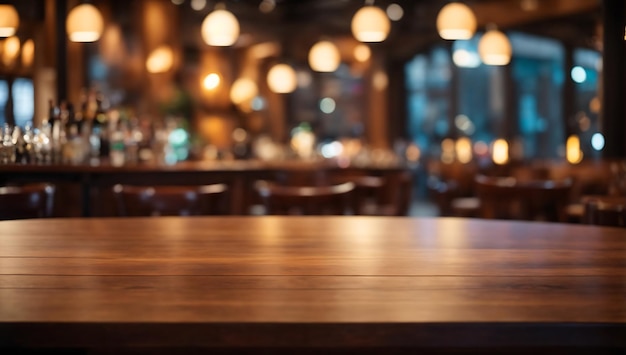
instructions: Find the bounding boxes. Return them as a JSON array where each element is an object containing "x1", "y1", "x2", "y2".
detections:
[
  {"x1": 66, "y1": 4, "x2": 104, "y2": 42},
  {"x1": 351, "y1": 2, "x2": 390, "y2": 43},
  {"x1": 146, "y1": 45, "x2": 174, "y2": 73},
  {"x1": 308, "y1": 41, "x2": 341, "y2": 72},
  {"x1": 354, "y1": 44, "x2": 371, "y2": 62},
  {"x1": 201, "y1": 3, "x2": 240, "y2": 46},
  {"x1": 267, "y1": 63, "x2": 297, "y2": 94},
  {"x1": 478, "y1": 28, "x2": 512, "y2": 66},
  {"x1": 21, "y1": 39, "x2": 34, "y2": 68},
  {"x1": 436, "y1": 2, "x2": 476, "y2": 40},
  {"x1": 0, "y1": 5, "x2": 19, "y2": 38},
  {"x1": 2, "y1": 36, "x2": 20, "y2": 66}
]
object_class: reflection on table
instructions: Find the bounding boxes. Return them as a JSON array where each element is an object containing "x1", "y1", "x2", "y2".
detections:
[{"x1": 1, "y1": 216, "x2": 624, "y2": 354}]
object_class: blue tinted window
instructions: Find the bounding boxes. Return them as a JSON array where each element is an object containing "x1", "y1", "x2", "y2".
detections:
[
  {"x1": 12, "y1": 78, "x2": 34, "y2": 127},
  {"x1": 0, "y1": 80, "x2": 8, "y2": 126}
]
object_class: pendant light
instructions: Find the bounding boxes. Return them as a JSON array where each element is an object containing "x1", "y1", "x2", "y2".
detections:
[
  {"x1": 478, "y1": 28, "x2": 512, "y2": 66},
  {"x1": 436, "y1": 2, "x2": 476, "y2": 40},
  {"x1": 146, "y1": 45, "x2": 174, "y2": 73},
  {"x1": 0, "y1": 5, "x2": 19, "y2": 38},
  {"x1": 351, "y1": 3, "x2": 390, "y2": 43},
  {"x1": 66, "y1": 4, "x2": 104, "y2": 42},
  {"x1": 21, "y1": 39, "x2": 34, "y2": 68},
  {"x1": 308, "y1": 41, "x2": 340, "y2": 72},
  {"x1": 2, "y1": 36, "x2": 20, "y2": 66},
  {"x1": 201, "y1": 3, "x2": 240, "y2": 46},
  {"x1": 230, "y1": 78, "x2": 258, "y2": 105},
  {"x1": 267, "y1": 63, "x2": 297, "y2": 94}
]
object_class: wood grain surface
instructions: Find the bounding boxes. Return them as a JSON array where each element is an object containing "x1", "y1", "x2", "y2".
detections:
[{"x1": 0, "y1": 216, "x2": 624, "y2": 352}]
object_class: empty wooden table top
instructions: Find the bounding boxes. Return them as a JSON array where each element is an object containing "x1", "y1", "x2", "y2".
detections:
[{"x1": 0, "y1": 216, "x2": 624, "y2": 353}]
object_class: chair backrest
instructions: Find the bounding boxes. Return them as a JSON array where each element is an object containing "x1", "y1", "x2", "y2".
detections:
[
  {"x1": 475, "y1": 175, "x2": 572, "y2": 222},
  {"x1": 386, "y1": 170, "x2": 414, "y2": 216},
  {"x1": 274, "y1": 168, "x2": 330, "y2": 186},
  {"x1": 255, "y1": 180, "x2": 355, "y2": 215},
  {"x1": 332, "y1": 175, "x2": 386, "y2": 215},
  {"x1": 113, "y1": 184, "x2": 228, "y2": 217},
  {"x1": 0, "y1": 184, "x2": 55, "y2": 220},
  {"x1": 582, "y1": 197, "x2": 626, "y2": 228}
]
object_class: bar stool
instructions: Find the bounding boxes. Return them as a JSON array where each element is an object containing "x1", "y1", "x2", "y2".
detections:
[
  {"x1": 112, "y1": 184, "x2": 229, "y2": 217},
  {"x1": 0, "y1": 183, "x2": 55, "y2": 220}
]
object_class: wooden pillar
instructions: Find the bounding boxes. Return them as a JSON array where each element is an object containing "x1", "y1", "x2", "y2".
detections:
[
  {"x1": 562, "y1": 45, "x2": 576, "y2": 139},
  {"x1": 601, "y1": 0, "x2": 626, "y2": 158},
  {"x1": 55, "y1": 0, "x2": 68, "y2": 103}
]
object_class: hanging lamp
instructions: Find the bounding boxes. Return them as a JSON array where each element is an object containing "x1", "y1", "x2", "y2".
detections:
[
  {"x1": 308, "y1": 41, "x2": 340, "y2": 72},
  {"x1": 2, "y1": 36, "x2": 20, "y2": 66},
  {"x1": 21, "y1": 39, "x2": 34, "y2": 68},
  {"x1": 351, "y1": 4, "x2": 390, "y2": 43},
  {"x1": 436, "y1": 2, "x2": 476, "y2": 40},
  {"x1": 66, "y1": 4, "x2": 104, "y2": 42},
  {"x1": 267, "y1": 63, "x2": 297, "y2": 94},
  {"x1": 146, "y1": 45, "x2": 174, "y2": 73},
  {"x1": 201, "y1": 3, "x2": 240, "y2": 46},
  {"x1": 230, "y1": 78, "x2": 258, "y2": 105},
  {"x1": 478, "y1": 28, "x2": 512, "y2": 66},
  {"x1": 0, "y1": 5, "x2": 19, "y2": 38}
]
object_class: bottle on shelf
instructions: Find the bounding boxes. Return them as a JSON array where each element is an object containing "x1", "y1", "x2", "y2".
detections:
[{"x1": 0, "y1": 124, "x2": 16, "y2": 164}]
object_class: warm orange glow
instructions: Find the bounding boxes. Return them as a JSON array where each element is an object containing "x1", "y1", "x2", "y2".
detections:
[
  {"x1": 0, "y1": 5, "x2": 19, "y2": 38},
  {"x1": 21, "y1": 39, "x2": 34, "y2": 68},
  {"x1": 566, "y1": 135, "x2": 583, "y2": 164},
  {"x1": 2, "y1": 36, "x2": 20, "y2": 66},
  {"x1": 455, "y1": 137, "x2": 473, "y2": 163},
  {"x1": 201, "y1": 9, "x2": 240, "y2": 46},
  {"x1": 354, "y1": 44, "x2": 371, "y2": 62},
  {"x1": 492, "y1": 139, "x2": 509, "y2": 165},
  {"x1": 479, "y1": 29, "x2": 512, "y2": 66},
  {"x1": 308, "y1": 41, "x2": 340, "y2": 72},
  {"x1": 405, "y1": 143, "x2": 421, "y2": 162},
  {"x1": 197, "y1": 115, "x2": 235, "y2": 149},
  {"x1": 373, "y1": 71, "x2": 388, "y2": 91},
  {"x1": 441, "y1": 138, "x2": 455, "y2": 164},
  {"x1": 230, "y1": 78, "x2": 258, "y2": 105},
  {"x1": 146, "y1": 45, "x2": 174, "y2": 73},
  {"x1": 267, "y1": 63, "x2": 297, "y2": 94},
  {"x1": 436, "y1": 3, "x2": 476, "y2": 40},
  {"x1": 66, "y1": 4, "x2": 104, "y2": 42},
  {"x1": 100, "y1": 25, "x2": 126, "y2": 65},
  {"x1": 203, "y1": 73, "x2": 221, "y2": 90},
  {"x1": 351, "y1": 6, "x2": 390, "y2": 43}
]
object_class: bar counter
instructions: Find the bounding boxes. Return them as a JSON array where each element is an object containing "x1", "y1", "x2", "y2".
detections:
[
  {"x1": 0, "y1": 216, "x2": 624, "y2": 354},
  {"x1": 0, "y1": 160, "x2": 410, "y2": 216}
]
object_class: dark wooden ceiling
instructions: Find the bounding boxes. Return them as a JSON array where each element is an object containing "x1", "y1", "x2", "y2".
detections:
[
  {"x1": 178, "y1": 0, "x2": 603, "y2": 58},
  {"x1": 3, "y1": 0, "x2": 604, "y2": 60}
]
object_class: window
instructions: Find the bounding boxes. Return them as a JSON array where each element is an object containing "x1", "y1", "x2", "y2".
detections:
[
  {"x1": 405, "y1": 46, "x2": 452, "y2": 158},
  {"x1": 572, "y1": 48, "x2": 601, "y2": 158},
  {"x1": 12, "y1": 78, "x2": 34, "y2": 127},
  {"x1": 0, "y1": 80, "x2": 8, "y2": 126},
  {"x1": 406, "y1": 32, "x2": 570, "y2": 162}
]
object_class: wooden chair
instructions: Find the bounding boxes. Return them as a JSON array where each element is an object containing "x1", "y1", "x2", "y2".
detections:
[
  {"x1": 331, "y1": 175, "x2": 386, "y2": 215},
  {"x1": 112, "y1": 184, "x2": 229, "y2": 217},
  {"x1": 475, "y1": 175, "x2": 573, "y2": 222},
  {"x1": 0, "y1": 183, "x2": 55, "y2": 220},
  {"x1": 255, "y1": 180, "x2": 355, "y2": 215},
  {"x1": 582, "y1": 196, "x2": 626, "y2": 228}
]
